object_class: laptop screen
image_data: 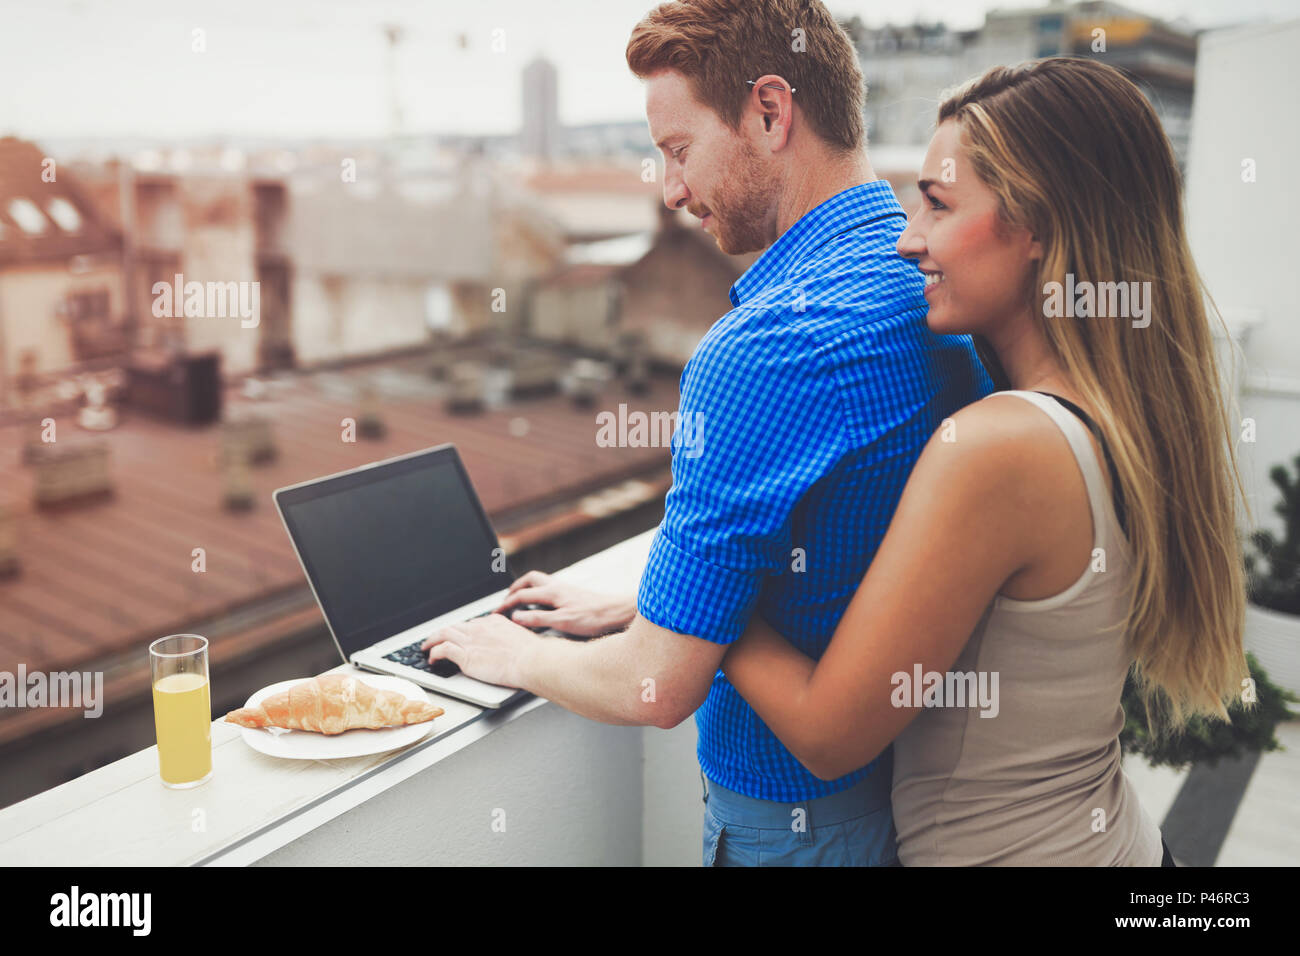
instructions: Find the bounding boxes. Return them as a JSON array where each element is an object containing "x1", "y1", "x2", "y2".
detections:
[{"x1": 275, "y1": 446, "x2": 508, "y2": 657}]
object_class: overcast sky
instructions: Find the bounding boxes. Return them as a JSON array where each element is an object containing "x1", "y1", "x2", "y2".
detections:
[{"x1": 1, "y1": 0, "x2": 1294, "y2": 141}]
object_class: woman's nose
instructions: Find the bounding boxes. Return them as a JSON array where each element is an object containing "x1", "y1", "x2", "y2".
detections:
[{"x1": 897, "y1": 219, "x2": 925, "y2": 259}]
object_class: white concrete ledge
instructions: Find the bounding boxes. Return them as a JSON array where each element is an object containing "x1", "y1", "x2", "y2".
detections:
[{"x1": 0, "y1": 529, "x2": 689, "y2": 866}]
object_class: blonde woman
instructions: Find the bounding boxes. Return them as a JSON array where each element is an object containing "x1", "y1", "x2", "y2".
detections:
[{"x1": 721, "y1": 57, "x2": 1250, "y2": 865}]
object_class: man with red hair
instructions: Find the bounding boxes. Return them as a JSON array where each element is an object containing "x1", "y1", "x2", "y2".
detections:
[{"x1": 426, "y1": 0, "x2": 992, "y2": 866}]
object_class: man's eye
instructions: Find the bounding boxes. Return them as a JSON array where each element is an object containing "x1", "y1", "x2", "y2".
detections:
[{"x1": 673, "y1": 147, "x2": 686, "y2": 162}]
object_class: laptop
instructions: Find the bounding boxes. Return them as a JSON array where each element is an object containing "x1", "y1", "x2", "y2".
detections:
[{"x1": 273, "y1": 443, "x2": 552, "y2": 709}]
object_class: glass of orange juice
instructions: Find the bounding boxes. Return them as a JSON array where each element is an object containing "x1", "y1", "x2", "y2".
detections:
[{"x1": 149, "y1": 634, "x2": 212, "y2": 788}]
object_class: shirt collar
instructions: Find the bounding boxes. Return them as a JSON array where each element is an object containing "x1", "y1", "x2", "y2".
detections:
[{"x1": 729, "y1": 179, "x2": 906, "y2": 307}]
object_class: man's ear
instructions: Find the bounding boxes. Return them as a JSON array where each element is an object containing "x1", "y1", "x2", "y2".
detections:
[{"x1": 749, "y1": 72, "x2": 794, "y2": 146}]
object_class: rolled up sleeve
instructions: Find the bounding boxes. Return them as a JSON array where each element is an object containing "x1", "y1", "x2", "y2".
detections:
[{"x1": 637, "y1": 307, "x2": 847, "y2": 645}]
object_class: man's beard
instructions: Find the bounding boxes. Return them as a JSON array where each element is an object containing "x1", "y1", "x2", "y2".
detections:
[{"x1": 695, "y1": 139, "x2": 772, "y2": 255}]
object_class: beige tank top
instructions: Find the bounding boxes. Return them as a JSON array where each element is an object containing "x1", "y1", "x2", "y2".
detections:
[{"x1": 891, "y1": 389, "x2": 1163, "y2": 866}]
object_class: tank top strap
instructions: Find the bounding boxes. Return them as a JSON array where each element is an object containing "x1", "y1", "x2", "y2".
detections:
[
  {"x1": 990, "y1": 390, "x2": 1121, "y2": 553},
  {"x1": 1032, "y1": 392, "x2": 1128, "y2": 537}
]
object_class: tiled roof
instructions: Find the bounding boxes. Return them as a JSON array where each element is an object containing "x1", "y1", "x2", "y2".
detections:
[
  {"x1": 524, "y1": 164, "x2": 660, "y2": 196},
  {"x1": 0, "y1": 137, "x2": 121, "y2": 266},
  {"x1": 0, "y1": 351, "x2": 674, "y2": 675},
  {"x1": 536, "y1": 262, "x2": 622, "y2": 288}
]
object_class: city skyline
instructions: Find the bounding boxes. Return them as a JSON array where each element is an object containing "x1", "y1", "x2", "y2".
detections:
[{"x1": 1, "y1": 0, "x2": 1295, "y2": 142}]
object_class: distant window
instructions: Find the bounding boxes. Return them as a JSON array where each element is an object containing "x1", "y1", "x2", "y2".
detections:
[
  {"x1": 8, "y1": 198, "x2": 48, "y2": 235},
  {"x1": 46, "y1": 197, "x2": 83, "y2": 232},
  {"x1": 67, "y1": 290, "x2": 110, "y2": 321}
]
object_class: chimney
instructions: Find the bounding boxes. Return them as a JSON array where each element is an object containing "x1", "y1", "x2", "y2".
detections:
[
  {"x1": 77, "y1": 381, "x2": 118, "y2": 431},
  {"x1": 0, "y1": 505, "x2": 19, "y2": 579},
  {"x1": 569, "y1": 358, "x2": 609, "y2": 409},
  {"x1": 33, "y1": 441, "x2": 114, "y2": 510},
  {"x1": 222, "y1": 447, "x2": 255, "y2": 512},
  {"x1": 221, "y1": 414, "x2": 277, "y2": 465},
  {"x1": 446, "y1": 362, "x2": 486, "y2": 414},
  {"x1": 357, "y1": 385, "x2": 387, "y2": 440}
]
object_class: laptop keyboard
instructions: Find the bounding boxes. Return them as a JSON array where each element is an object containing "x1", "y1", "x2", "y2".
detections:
[
  {"x1": 386, "y1": 640, "x2": 462, "y2": 678},
  {"x1": 383, "y1": 607, "x2": 548, "y2": 678}
]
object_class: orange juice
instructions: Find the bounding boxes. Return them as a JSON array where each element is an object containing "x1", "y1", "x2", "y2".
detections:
[{"x1": 153, "y1": 672, "x2": 212, "y2": 786}]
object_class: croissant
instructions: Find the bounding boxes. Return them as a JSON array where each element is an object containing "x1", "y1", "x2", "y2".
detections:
[{"x1": 224, "y1": 674, "x2": 444, "y2": 735}]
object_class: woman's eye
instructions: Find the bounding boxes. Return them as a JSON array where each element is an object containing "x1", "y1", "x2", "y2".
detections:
[{"x1": 927, "y1": 194, "x2": 945, "y2": 210}]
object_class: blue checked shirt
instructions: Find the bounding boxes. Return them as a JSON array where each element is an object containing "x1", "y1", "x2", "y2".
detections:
[{"x1": 637, "y1": 180, "x2": 994, "y2": 802}]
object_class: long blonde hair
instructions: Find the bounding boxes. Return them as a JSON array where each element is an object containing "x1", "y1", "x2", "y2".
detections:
[{"x1": 939, "y1": 58, "x2": 1249, "y2": 734}]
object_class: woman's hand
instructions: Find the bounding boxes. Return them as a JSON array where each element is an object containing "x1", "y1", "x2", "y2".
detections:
[{"x1": 496, "y1": 570, "x2": 637, "y2": 638}]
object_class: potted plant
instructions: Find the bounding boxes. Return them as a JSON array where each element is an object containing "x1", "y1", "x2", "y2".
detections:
[
  {"x1": 1121, "y1": 653, "x2": 1295, "y2": 769},
  {"x1": 1244, "y1": 453, "x2": 1300, "y2": 698},
  {"x1": 1117, "y1": 457, "x2": 1300, "y2": 768}
]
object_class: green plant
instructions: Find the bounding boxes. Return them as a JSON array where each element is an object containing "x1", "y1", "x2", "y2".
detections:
[
  {"x1": 1120, "y1": 653, "x2": 1297, "y2": 770},
  {"x1": 1245, "y1": 453, "x2": 1300, "y2": 615}
]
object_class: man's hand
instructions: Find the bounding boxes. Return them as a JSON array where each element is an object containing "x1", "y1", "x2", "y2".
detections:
[
  {"x1": 496, "y1": 570, "x2": 637, "y2": 638},
  {"x1": 421, "y1": 614, "x2": 542, "y2": 688},
  {"x1": 423, "y1": 607, "x2": 726, "y2": 728}
]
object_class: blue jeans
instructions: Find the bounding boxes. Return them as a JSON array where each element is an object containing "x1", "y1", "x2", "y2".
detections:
[{"x1": 702, "y1": 747, "x2": 900, "y2": 866}]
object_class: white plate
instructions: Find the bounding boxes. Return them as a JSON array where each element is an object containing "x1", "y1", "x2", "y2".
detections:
[{"x1": 231, "y1": 674, "x2": 442, "y2": 760}]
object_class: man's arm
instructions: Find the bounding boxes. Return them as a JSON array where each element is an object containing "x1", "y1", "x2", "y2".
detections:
[
  {"x1": 520, "y1": 613, "x2": 725, "y2": 727},
  {"x1": 427, "y1": 305, "x2": 839, "y2": 729},
  {"x1": 423, "y1": 612, "x2": 725, "y2": 729}
]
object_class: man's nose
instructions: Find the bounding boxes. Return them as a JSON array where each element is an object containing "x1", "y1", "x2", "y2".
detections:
[{"x1": 663, "y1": 167, "x2": 689, "y2": 212}]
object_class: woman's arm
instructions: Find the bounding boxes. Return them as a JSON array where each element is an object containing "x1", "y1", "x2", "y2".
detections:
[{"x1": 722, "y1": 399, "x2": 1053, "y2": 780}]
